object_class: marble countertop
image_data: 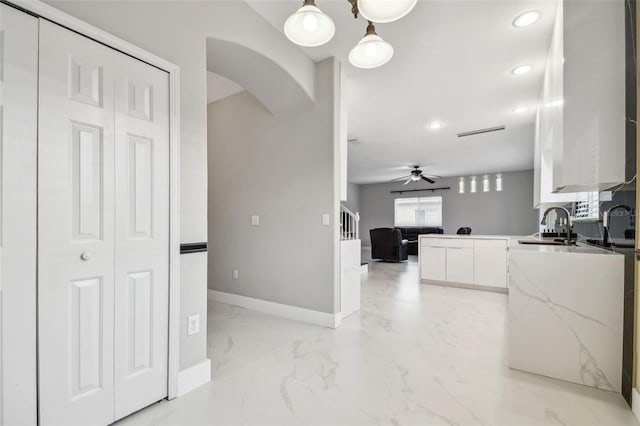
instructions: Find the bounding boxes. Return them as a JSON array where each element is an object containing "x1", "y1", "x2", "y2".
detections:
[
  {"x1": 510, "y1": 238, "x2": 623, "y2": 255},
  {"x1": 419, "y1": 234, "x2": 513, "y2": 240}
]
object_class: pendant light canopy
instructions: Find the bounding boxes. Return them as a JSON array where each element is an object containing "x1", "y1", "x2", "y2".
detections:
[
  {"x1": 358, "y1": 0, "x2": 417, "y2": 23},
  {"x1": 348, "y1": 22, "x2": 394, "y2": 69},
  {"x1": 284, "y1": 0, "x2": 335, "y2": 47}
]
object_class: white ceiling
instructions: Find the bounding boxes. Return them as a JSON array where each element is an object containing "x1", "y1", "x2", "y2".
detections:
[
  {"x1": 246, "y1": 0, "x2": 558, "y2": 183},
  {"x1": 207, "y1": 71, "x2": 244, "y2": 104}
]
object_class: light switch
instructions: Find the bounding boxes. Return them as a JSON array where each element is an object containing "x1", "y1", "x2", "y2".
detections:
[
  {"x1": 251, "y1": 215, "x2": 260, "y2": 226},
  {"x1": 322, "y1": 213, "x2": 330, "y2": 226},
  {"x1": 187, "y1": 314, "x2": 200, "y2": 336},
  {"x1": 232, "y1": 269, "x2": 239, "y2": 280}
]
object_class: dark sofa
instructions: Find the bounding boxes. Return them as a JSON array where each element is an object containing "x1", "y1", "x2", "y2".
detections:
[{"x1": 395, "y1": 226, "x2": 444, "y2": 255}]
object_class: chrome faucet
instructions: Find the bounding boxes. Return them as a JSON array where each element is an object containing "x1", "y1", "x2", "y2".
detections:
[
  {"x1": 541, "y1": 206, "x2": 574, "y2": 245},
  {"x1": 603, "y1": 204, "x2": 632, "y2": 247}
]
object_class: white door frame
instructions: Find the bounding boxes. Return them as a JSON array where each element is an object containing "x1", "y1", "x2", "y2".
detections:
[{"x1": 6, "y1": 0, "x2": 182, "y2": 400}]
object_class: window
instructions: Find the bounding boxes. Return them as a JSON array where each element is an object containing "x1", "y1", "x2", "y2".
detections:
[
  {"x1": 573, "y1": 192, "x2": 599, "y2": 221},
  {"x1": 394, "y1": 196, "x2": 443, "y2": 227}
]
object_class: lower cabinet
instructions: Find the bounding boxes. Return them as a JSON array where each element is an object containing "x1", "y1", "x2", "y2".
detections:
[
  {"x1": 445, "y1": 245, "x2": 474, "y2": 285},
  {"x1": 420, "y1": 244, "x2": 446, "y2": 281},
  {"x1": 473, "y1": 240, "x2": 508, "y2": 288},
  {"x1": 420, "y1": 237, "x2": 508, "y2": 290}
]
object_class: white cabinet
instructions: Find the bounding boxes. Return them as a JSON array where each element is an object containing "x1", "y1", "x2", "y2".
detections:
[
  {"x1": 420, "y1": 239, "x2": 446, "y2": 281},
  {"x1": 473, "y1": 240, "x2": 507, "y2": 288},
  {"x1": 533, "y1": 0, "x2": 580, "y2": 207},
  {"x1": 419, "y1": 236, "x2": 509, "y2": 292},
  {"x1": 535, "y1": 0, "x2": 626, "y2": 201},
  {"x1": 445, "y1": 239, "x2": 474, "y2": 285},
  {"x1": 556, "y1": 0, "x2": 625, "y2": 192},
  {"x1": 446, "y1": 247, "x2": 474, "y2": 284}
]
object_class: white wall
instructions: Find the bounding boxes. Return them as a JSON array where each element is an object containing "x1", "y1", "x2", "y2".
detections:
[
  {"x1": 46, "y1": 0, "x2": 318, "y2": 371},
  {"x1": 207, "y1": 58, "x2": 341, "y2": 314},
  {"x1": 359, "y1": 170, "x2": 539, "y2": 245}
]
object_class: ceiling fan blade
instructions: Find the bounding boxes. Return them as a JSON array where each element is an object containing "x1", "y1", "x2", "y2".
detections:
[
  {"x1": 424, "y1": 174, "x2": 442, "y2": 179},
  {"x1": 421, "y1": 176, "x2": 435, "y2": 184},
  {"x1": 390, "y1": 175, "x2": 412, "y2": 182},
  {"x1": 403, "y1": 178, "x2": 413, "y2": 185}
]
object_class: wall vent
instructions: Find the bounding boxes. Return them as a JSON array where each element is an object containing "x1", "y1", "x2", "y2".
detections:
[{"x1": 457, "y1": 125, "x2": 506, "y2": 138}]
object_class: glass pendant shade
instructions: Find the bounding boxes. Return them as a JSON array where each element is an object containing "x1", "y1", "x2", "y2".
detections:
[
  {"x1": 458, "y1": 177, "x2": 465, "y2": 194},
  {"x1": 482, "y1": 175, "x2": 490, "y2": 192},
  {"x1": 495, "y1": 174, "x2": 503, "y2": 192},
  {"x1": 470, "y1": 176, "x2": 477, "y2": 193},
  {"x1": 284, "y1": 0, "x2": 335, "y2": 47},
  {"x1": 349, "y1": 22, "x2": 394, "y2": 69},
  {"x1": 358, "y1": 0, "x2": 417, "y2": 23}
]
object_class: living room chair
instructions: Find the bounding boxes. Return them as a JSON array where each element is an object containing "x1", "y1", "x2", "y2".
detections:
[{"x1": 370, "y1": 228, "x2": 408, "y2": 262}]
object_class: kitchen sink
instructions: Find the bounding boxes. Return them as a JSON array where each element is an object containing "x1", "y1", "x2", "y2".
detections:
[{"x1": 518, "y1": 239, "x2": 567, "y2": 246}]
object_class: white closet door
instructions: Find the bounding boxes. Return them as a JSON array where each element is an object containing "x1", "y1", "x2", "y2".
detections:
[
  {"x1": 38, "y1": 20, "x2": 116, "y2": 426},
  {"x1": 113, "y1": 50, "x2": 169, "y2": 420},
  {"x1": 0, "y1": 5, "x2": 38, "y2": 426}
]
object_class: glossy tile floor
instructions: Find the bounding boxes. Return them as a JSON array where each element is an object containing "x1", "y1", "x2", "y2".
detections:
[{"x1": 120, "y1": 253, "x2": 638, "y2": 425}]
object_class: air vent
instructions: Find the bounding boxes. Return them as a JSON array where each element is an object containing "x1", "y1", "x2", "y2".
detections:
[{"x1": 457, "y1": 125, "x2": 506, "y2": 138}]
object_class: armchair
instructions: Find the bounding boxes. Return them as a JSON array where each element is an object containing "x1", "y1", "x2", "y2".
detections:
[{"x1": 370, "y1": 228, "x2": 408, "y2": 262}]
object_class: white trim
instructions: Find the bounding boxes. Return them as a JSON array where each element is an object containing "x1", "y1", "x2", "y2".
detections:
[
  {"x1": 632, "y1": 388, "x2": 640, "y2": 423},
  {"x1": 7, "y1": 0, "x2": 182, "y2": 403},
  {"x1": 176, "y1": 359, "x2": 211, "y2": 397},
  {"x1": 208, "y1": 290, "x2": 341, "y2": 329}
]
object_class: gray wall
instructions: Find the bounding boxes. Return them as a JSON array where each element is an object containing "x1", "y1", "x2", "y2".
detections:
[
  {"x1": 208, "y1": 59, "x2": 340, "y2": 314},
  {"x1": 342, "y1": 183, "x2": 361, "y2": 213},
  {"x1": 359, "y1": 170, "x2": 539, "y2": 246}
]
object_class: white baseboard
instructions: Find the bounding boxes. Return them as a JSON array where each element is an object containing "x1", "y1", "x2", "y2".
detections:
[
  {"x1": 177, "y1": 358, "x2": 211, "y2": 397},
  {"x1": 632, "y1": 388, "x2": 640, "y2": 423},
  {"x1": 208, "y1": 290, "x2": 341, "y2": 329}
]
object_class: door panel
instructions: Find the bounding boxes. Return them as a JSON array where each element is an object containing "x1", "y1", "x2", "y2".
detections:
[
  {"x1": 473, "y1": 240, "x2": 508, "y2": 288},
  {"x1": 420, "y1": 245, "x2": 446, "y2": 281},
  {"x1": 446, "y1": 248, "x2": 474, "y2": 284},
  {"x1": 114, "y1": 52, "x2": 169, "y2": 421},
  {"x1": 38, "y1": 20, "x2": 116, "y2": 426},
  {"x1": 0, "y1": 5, "x2": 38, "y2": 425}
]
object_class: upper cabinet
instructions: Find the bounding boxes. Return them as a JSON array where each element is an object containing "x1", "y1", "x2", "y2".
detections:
[
  {"x1": 534, "y1": 0, "x2": 580, "y2": 206},
  {"x1": 534, "y1": 0, "x2": 626, "y2": 204}
]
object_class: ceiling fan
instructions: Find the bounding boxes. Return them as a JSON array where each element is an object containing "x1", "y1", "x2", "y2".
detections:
[{"x1": 390, "y1": 166, "x2": 440, "y2": 185}]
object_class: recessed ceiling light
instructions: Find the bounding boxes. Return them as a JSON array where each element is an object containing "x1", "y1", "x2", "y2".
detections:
[
  {"x1": 429, "y1": 121, "x2": 443, "y2": 130},
  {"x1": 513, "y1": 11, "x2": 540, "y2": 28},
  {"x1": 512, "y1": 64, "x2": 533, "y2": 75},
  {"x1": 513, "y1": 106, "x2": 528, "y2": 113}
]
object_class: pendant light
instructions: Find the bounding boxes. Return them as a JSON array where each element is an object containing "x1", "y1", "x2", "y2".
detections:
[
  {"x1": 458, "y1": 177, "x2": 465, "y2": 194},
  {"x1": 284, "y1": 0, "x2": 335, "y2": 47},
  {"x1": 482, "y1": 175, "x2": 490, "y2": 192},
  {"x1": 358, "y1": 0, "x2": 417, "y2": 23},
  {"x1": 470, "y1": 176, "x2": 477, "y2": 193},
  {"x1": 495, "y1": 174, "x2": 503, "y2": 192},
  {"x1": 348, "y1": 21, "x2": 394, "y2": 69}
]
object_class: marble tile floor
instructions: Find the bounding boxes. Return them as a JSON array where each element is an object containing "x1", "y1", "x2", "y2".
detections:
[{"x1": 119, "y1": 254, "x2": 638, "y2": 426}]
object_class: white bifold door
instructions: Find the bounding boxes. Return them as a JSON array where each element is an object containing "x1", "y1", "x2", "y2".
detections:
[
  {"x1": 38, "y1": 20, "x2": 170, "y2": 426},
  {"x1": 0, "y1": 4, "x2": 39, "y2": 426}
]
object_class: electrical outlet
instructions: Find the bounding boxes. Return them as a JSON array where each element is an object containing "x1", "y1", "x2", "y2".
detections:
[
  {"x1": 232, "y1": 269, "x2": 239, "y2": 280},
  {"x1": 322, "y1": 213, "x2": 330, "y2": 226},
  {"x1": 250, "y1": 215, "x2": 260, "y2": 226},
  {"x1": 187, "y1": 314, "x2": 200, "y2": 336}
]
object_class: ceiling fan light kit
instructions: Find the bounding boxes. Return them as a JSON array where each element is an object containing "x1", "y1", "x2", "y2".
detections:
[{"x1": 285, "y1": 0, "x2": 415, "y2": 68}]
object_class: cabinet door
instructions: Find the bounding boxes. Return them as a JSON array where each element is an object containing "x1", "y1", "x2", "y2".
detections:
[
  {"x1": 420, "y1": 245, "x2": 446, "y2": 281},
  {"x1": 446, "y1": 248, "x2": 474, "y2": 284},
  {"x1": 473, "y1": 240, "x2": 508, "y2": 288}
]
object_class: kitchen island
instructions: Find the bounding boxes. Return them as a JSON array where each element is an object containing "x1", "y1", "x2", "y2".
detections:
[
  {"x1": 418, "y1": 234, "x2": 512, "y2": 292},
  {"x1": 508, "y1": 241, "x2": 624, "y2": 392}
]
